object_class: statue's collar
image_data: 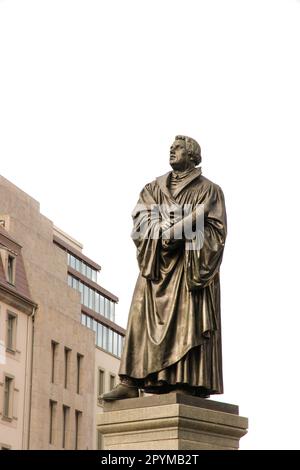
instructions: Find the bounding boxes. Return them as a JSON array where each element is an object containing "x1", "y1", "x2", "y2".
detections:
[{"x1": 156, "y1": 167, "x2": 201, "y2": 199}]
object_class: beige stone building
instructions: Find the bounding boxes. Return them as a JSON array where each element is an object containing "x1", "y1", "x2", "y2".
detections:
[{"x1": 0, "y1": 176, "x2": 125, "y2": 449}]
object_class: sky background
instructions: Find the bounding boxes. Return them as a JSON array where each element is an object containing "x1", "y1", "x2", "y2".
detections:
[{"x1": 1, "y1": 0, "x2": 300, "y2": 449}]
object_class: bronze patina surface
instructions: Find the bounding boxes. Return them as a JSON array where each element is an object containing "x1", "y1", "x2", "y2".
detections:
[{"x1": 103, "y1": 135, "x2": 227, "y2": 400}]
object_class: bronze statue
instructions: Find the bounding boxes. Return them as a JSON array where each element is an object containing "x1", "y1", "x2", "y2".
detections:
[{"x1": 102, "y1": 135, "x2": 227, "y2": 400}]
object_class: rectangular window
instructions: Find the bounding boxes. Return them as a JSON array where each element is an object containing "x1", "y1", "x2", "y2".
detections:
[
  {"x1": 109, "y1": 374, "x2": 116, "y2": 391},
  {"x1": 108, "y1": 328, "x2": 113, "y2": 354},
  {"x1": 89, "y1": 288, "x2": 95, "y2": 310},
  {"x1": 83, "y1": 284, "x2": 89, "y2": 307},
  {"x1": 75, "y1": 410, "x2": 82, "y2": 450},
  {"x1": 7, "y1": 255, "x2": 15, "y2": 284},
  {"x1": 86, "y1": 315, "x2": 92, "y2": 329},
  {"x1": 49, "y1": 400, "x2": 57, "y2": 445},
  {"x1": 67, "y1": 274, "x2": 72, "y2": 287},
  {"x1": 3, "y1": 376, "x2": 13, "y2": 418},
  {"x1": 81, "y1": 313, "x2": 87, "y2": 326},
  {"x1": 78, "y1": 281, "x2": 83, "y2": 303},
  {"x1": 113, "y1": 331, "x2": 118, "y2": 356},
  {"x1": 98, "y1": 369, "x2": 105, "y2": 397},
  {"x1": 6, "y1": 312, "x2": 17, "y2": 351},
  {"x1": 92, "y1": 270, "x2": 97, "y2": 283},
  {"x1": 75, "y1": 257, "x2": 80, "y2": 272},
  {"x1": 86, "y1": 266, "x2": 92, "y2": 280},
  {"x1": 110, "y1": 302, "x2": 115, "y2": 322},
  {"x1": 104, "y1": 298, "x2": 109, "y2": 318},
  {"x1": 70, "y1": 254, "x2": 76, "y2": 269},
  {"x1": 97, "y1": 323, "x2": 103, "y2": 348},
  {"x1": 51, "y1": 341, "x2": 58, "y2": 383},
  {"x1": 95, "y1": 292, "x2": 100, "y2": 313},
  {"x1": 76, "y1": 353, "x2": 83, "y2": 394},
  {"x1": 64, "y1": 347, "x2": 71, "y2": 389},
  {"x1": 81, "y1": 262, "x2": 87, "y2": 277},
  {"x1": 102, "y1": 325, "x2": 107, "y2": 350},
  {"x1": 99, "y1": 295, "x2": 104, "y2": 315},
  {"x1": 62, "y1": 405, "x2": 70, "y2": 449}
]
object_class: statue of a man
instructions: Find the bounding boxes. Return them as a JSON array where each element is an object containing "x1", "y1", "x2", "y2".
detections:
[{"x1": 102, "y1": 135, "x2": 227, "y2": 400}]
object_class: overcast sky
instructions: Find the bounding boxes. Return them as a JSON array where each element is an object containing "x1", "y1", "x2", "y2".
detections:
[{"x1": 1, "y1": 0, "x2": 300, "y2": 450}]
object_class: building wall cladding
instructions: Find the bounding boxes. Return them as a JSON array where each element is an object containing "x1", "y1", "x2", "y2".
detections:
[{"x1": 0, "y1": 176, "x2": 95, "y2": 449}]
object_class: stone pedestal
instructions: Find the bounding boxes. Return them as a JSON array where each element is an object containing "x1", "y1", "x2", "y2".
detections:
[{"x1": 97, "y1": 393, "x2": 248, "y2": 450}]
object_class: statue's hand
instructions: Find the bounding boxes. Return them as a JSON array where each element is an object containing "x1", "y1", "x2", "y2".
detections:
[{"x1": 161, "y1": 237, "x2": 184, "y2": 251}]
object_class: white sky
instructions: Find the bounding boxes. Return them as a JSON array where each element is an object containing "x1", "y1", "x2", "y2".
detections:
[{"x1": 1, "y1": 0, "x2": 300, "y2": 450}]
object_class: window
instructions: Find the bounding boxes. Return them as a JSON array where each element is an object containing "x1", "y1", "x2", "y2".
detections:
[
  {"x1": 100, "y1": 295, "x2": 104, "y2": 315},
  {"x1": 51, "y1": 341, "x2": 58, "y2": 383},
  {"x1": 102, "y1": 325, "x2": 107, "y2": 350},
  {"x1": 75, "y1": 410, "x2": 82, "y2": 450},
  {"x1": 83, "y1": 284, "x2": 89, "y2": 307},
  {"x1": 95, "y1": 292, "x2": 100, "y2": 313},
  {"x1": 86, "y1": 315, "x2": 92, "y2": 329},
  {"x1": 81, "y1": 313, "x2": 87, "y2": 326},
  {"x1": 62, "y1": 405, "x2": 70, "y2": 449},
  {"x1": 64, "y1": 347, "x2": 71, "y2": 389},
  {"x1": 3, "y1": 376, "x2": 14, "y2": 419},
  {"x1": 109, "y1": 374, "x2": 116, "y2": 391},
  {"x1": 98, "y1": 369, "x2": 105, "y2": 398},
  {"x1": 113, "y1": 331, "x2": 118, "y2": 356},
  {"x1": 76, "y1": 353, "x2": 83, "y2": 394},
  {"x1": 96, "y1": 323, "x2": 103, "y2": 348},
  {"x1": 49, "y1": 400, "x2": 57, "y2": 445},
  {"x1": 7, "y1": 255, "x2": 15, "y2": 284},
  {"x1": 108, "y1": 329, "x2": 113, "y2": 354},
  {"x1": 6, "y1": 312, "x2": 17, "y2": 351}
]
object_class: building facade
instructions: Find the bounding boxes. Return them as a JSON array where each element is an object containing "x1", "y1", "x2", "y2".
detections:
[
  {"x1": 0, "y1": 176, "x2": 125, "y2": 449},
  {"x1": 0, "y1": 225, "x2": 37, "y2": 450}
]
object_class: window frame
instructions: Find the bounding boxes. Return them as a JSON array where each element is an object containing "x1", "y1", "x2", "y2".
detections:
[
  {"x1": 6, "y1": 311, "x2": 17, "y2": 353},
  {"x1": 3, "y1": 374, "x2": 14, "y2": 420}
]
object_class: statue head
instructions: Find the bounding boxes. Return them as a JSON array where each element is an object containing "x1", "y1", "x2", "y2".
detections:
[{"x1": 169, "y1": 135, "x2": 202, "y2": 171}]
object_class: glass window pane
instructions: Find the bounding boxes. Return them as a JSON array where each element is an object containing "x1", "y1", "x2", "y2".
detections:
[
  {"x1": 97, "y1": 323, "x2": 103, "y2": 348},
  {"x1": 102, "y1": 325, "x2": 107, "y2": 350},
  {"x1": 81, "y1": 262, "x2": 87, "y2": 277},
  {"x1": 100, "y1": 296, "x2": 105, "y2": 315},
  {"x1": 93, "y1": 319, "x2": 97, "y2": 341},
  {"x1": 110, "y1": 302, "x2": 115, "y2": 321},
  {"x1": 70, "y1": 255, "x2": 76, "y2": 269},
  {"x1": 78, "y1": 281, "x2": 83, "y2": 303},
  {"x1": 90, "y1": 288, "x2": 95, "y2": 310},
  {"x1": 113, "y1": 331, "x2": 118, "y2": 356},
  {"x1": 92, "y1": 270, "x2": 97, "y2": 282},
  {"x1": 86, "y1": 316, "x2": 92, "y2": 329},
  {"x1": 108, "y1": 329, "x2": 113, "y2": 354},
  {"x1": 83, "y1": 285, "x2": 89, "y2": 307},
  {"x1": 86, "y1": 266, "x2": 92, "y2": 280},
  {"x1": 95, "y1": 292, "x2": 100, "y2": 313},
  {"x1": 81, "y1": 313, "x2": 86, "y2": 326},
  {"x1": 67, "y1": 253, "x2": 71, "y2": 265},
  {"x1": 117, "y1": 334, "x2": 122, "y2": 357},
  {"x1": 104, "y1": 298, "x2": 109, "y2": 318},
  {"x1": 75, "y1": 257, "x2": 80, "y2": 272}
]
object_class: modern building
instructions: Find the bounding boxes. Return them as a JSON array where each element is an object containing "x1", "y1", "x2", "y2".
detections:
[{"x1": 0, "y1": 175, "x2": 125, "y2": 449}]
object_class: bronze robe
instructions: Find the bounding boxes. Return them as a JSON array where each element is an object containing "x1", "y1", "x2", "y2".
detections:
[{"x1": 119, "y1": 168, "x2": 227, "y2": 395}]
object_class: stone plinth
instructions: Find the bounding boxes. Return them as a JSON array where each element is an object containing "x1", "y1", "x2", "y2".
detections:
[{"x1": 97, "y1": 393, "x2": 248, "y2": 450}]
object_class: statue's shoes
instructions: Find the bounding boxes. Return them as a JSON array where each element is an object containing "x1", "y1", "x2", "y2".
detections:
[{"x1": 101, "y1": 383, "x2": 139, "y2": 401}]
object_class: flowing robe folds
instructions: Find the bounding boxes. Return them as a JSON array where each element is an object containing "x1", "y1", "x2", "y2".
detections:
[{"x1": 119, "y1": 168, "x2": 227, "y2": 394}]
